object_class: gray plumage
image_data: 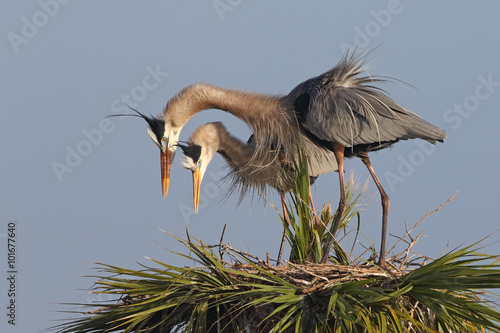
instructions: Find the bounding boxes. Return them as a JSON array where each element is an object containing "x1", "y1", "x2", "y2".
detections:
[{"x1": 287, "y1": 52, "x2": 446, "y2": 156}]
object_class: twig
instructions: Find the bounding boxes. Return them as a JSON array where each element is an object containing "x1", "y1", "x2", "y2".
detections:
[
  {"x1": 300, "y1": 281, "x2": 327, "y2": 294},
  {"x1": 276, "y1": 230, "x2": 286, "y2": 265},
  {"x1": 284, "y1": 260, "x2": 330, "y2": 284},
  {"x1": 388, "y1": 192, "x2": 456, "y2": 255},
  {"x1": 219, "y1": 243, "x2": 266, "y2": 264},
  {"x1": 219, "y1": 223, "x2": 227, "y2": 261}
]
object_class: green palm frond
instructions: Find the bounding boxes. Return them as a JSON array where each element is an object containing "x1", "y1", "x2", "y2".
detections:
[
  {"x1": 53, "y1": 234, "x2": 500, "y2": 333},
  {"x1": 281, "y1": 150, "x2": 368, "y2": 265}
]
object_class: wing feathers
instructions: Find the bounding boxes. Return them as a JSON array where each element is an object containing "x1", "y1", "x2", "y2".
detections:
[{"x1": 289, "y1": 52, "x2": 446, "y2": 148}]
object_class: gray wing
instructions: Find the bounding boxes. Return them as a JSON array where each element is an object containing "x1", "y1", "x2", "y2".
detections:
[{"x1": 288, "y1": 52, "x2": 446, "y2": 148}]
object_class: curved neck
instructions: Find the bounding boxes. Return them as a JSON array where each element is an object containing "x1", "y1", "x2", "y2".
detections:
[
  {"x1": 164, "y1": 83, "x2": 286, "y2": 128},
  {"x1": 167, "y1": 83, "x2": 297, "y2": 170},
  {"x1": 213, "y1": 125, "x2": 285, "y2": 194},
  {"x1": 216, "y1": 128, "x2": 254, "y2": 172}
]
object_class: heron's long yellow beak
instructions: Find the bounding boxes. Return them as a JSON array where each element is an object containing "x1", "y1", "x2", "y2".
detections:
[
  {"x1": 192, "y1": 168, "x2": 201, "y2": 212},
  {"x1": 160, "y1": 150, "x2": 171, "y2": 198}
]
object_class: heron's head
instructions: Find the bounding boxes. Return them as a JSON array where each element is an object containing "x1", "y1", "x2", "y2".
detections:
[
  {"x1": 178, "y1": 123, "x2": 222, "y2": 212},
  {"x1": 112, "y1": 108, "x2": 182, "y2": 198}
]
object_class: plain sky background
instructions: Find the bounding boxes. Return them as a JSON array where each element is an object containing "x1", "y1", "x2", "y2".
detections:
[{"x1": 2, "y1": 1, "x2": 500, "y2": 332}]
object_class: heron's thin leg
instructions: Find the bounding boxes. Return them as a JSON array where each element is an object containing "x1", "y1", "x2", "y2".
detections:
[
  {"x1": 308, "y1": 178, "x2": 321, "y2": 229},
  {"x1": 361, "y1": 154, "x2": 389, "y2": 268},
  {"x1": 277, "y1": 191, "x2": 289, "y2": 264},
  {"x1": 309, "y1": 182, "x2": 321, "y2": 231},
  {"x1": 321, "y1": 143, "x2": 346, "y2": 264},
  {"x1": 309, "y1": 190, "x2": 318, "y2": 225}
]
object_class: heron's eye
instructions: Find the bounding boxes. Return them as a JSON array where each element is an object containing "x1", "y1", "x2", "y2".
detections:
[
  {"x1": 161, "y1": 137, "x2": 168, "y2": 147},
  {"x1": 197, "y1": 159, "x2": 202, "y2": 168}
]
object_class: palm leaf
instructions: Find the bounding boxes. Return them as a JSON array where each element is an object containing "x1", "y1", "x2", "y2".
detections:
[{"x1": 52, "y1": 231, "x2": 500, "y2": 333}]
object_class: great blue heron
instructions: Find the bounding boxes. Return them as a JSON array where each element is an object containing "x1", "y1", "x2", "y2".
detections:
[
  {"x1": 118, "y1": 51, "x2": 446, "y2": 267},
  {"x1": 178, "y1": 121, "x2": 319, "y2": 262}
]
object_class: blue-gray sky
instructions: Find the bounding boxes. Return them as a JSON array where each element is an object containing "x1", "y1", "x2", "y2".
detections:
[{"x1": 2, "y1": 1, "x2": 500, "y2": 331}]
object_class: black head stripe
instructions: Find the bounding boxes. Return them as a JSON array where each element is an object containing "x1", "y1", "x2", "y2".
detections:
[
  {"x1": 129, "y1": 107, "x2": 165, "y2": 143},
  {"x1": 146, "y1": 116, "x2": 166, "y2": 143},
  {"x1": 108, "y1": 107, "x2": 166, "y2": 143},
  {"x1": 178, "y1": 142, "x2": 202, "y2": 162}
]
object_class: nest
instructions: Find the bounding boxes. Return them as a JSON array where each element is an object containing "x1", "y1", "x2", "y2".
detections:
[
  {"x1": 112, "y1": 260, "x2": 406, "y2": 312},
  {"x1": 230, "y1": 262, "x2": 402, "y2": 294}
]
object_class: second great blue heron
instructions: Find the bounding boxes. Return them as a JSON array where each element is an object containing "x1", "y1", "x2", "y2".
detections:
[{"x1": 119, "y1": 51, "x2": 446, "y2": 267}]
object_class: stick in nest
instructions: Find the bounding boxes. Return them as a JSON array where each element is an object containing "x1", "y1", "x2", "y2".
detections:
[{"x1": 387, "y1": 192, "x2": 456, "y2": 270}]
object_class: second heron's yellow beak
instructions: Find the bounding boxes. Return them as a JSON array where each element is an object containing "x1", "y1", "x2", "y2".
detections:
[
  {"x1": 192, "y1": 167, "x2": 202, "y2": 212},
  {"x1": 160, "y1": 150, "x2": 171, "y2": 198}
]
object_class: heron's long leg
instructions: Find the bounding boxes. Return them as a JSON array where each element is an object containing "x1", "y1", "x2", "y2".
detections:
[
  {"x1": 361, "y1": 154, "x2": 389, "y2": 268},
  {"x1": 308, "y1": 178, "x2": 321, "y2": 229},
  {"x1": 321, "y1": 143, "x2": 346, "y2": 264},
  {"x1": 277, "y1": 191, "x2": 290, "y2": 264}
]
